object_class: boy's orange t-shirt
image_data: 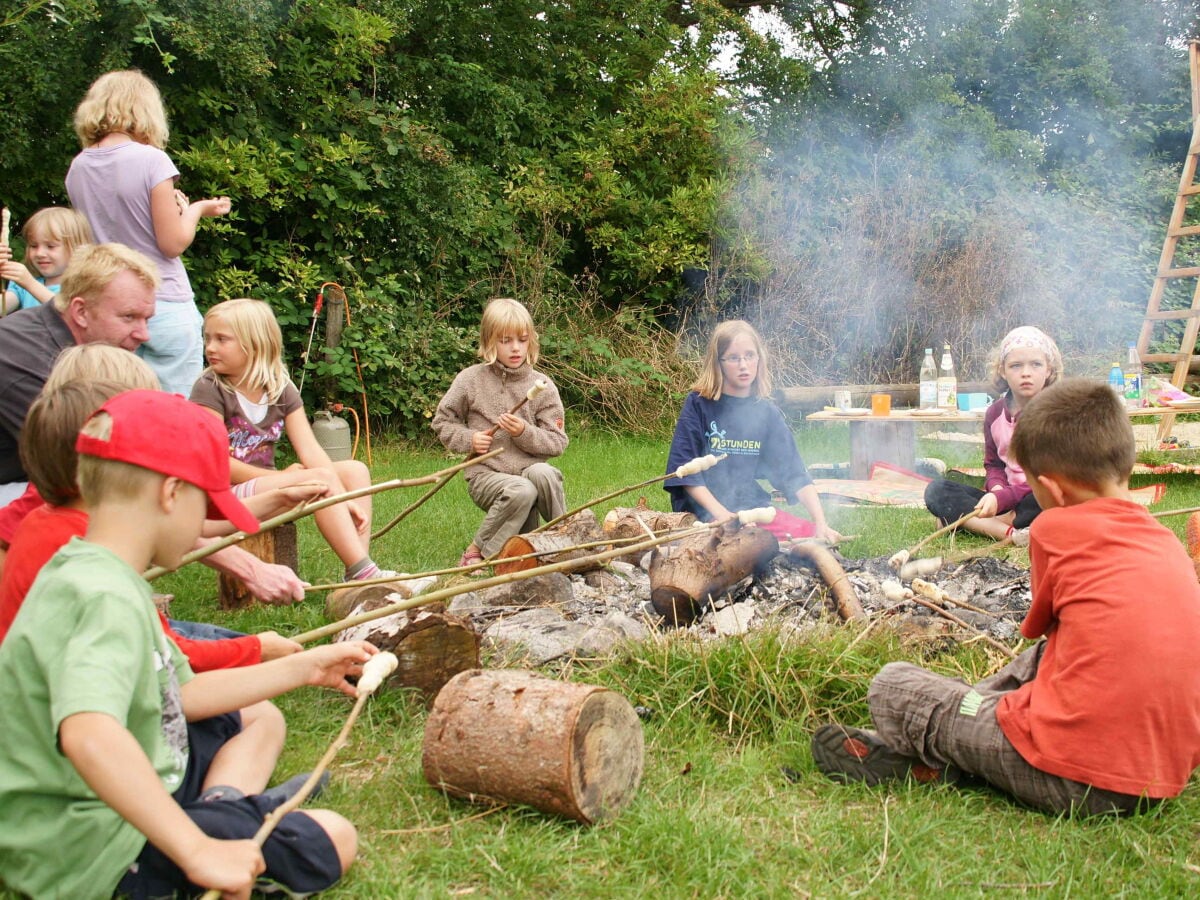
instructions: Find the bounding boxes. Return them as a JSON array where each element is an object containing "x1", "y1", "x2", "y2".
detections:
[{"x1": 996, "y1": 497, "x2": 1200, "y2": 797}]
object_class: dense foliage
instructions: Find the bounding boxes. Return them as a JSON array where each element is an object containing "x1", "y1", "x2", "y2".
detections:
[{"x1": 1, "y1": 1, "x2": 1197, "y2": 431}]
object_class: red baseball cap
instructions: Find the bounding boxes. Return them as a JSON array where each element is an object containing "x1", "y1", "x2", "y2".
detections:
[{"x1": 75, "y1": 389, "x2": 261, "y2": 535}]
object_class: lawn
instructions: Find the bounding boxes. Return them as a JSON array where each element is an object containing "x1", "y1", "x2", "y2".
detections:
[{"x1": 16, "y1": 421, "x2": 1200, "y2": 898}]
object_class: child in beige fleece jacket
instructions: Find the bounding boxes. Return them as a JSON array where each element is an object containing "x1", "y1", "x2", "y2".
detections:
[{"x1": 432, "y1": 298, "x2": 568, "y2": 566}]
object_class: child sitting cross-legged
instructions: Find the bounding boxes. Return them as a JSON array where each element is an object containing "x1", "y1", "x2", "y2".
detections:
[
  {"x1": 811, "y1": 379, "x2": 1200, "y2": 816},
  {"x1": 0, "y1": 390, "x2": 376, "y2": 898}
]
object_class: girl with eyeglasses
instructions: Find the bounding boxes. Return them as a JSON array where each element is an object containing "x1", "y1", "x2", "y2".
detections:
[{"x1": 664, "y1": 320, "x2": 841, "y2": 543}]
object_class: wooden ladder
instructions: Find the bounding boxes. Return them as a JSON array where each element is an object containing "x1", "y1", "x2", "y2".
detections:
[{"x1": 1136, "y1": 40, "x2": 1200, "y2": 439}]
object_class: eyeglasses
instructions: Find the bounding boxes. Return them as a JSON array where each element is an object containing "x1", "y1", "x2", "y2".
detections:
[{"x1": 719, "y1": 352, "x2": 758, "y2": 366}]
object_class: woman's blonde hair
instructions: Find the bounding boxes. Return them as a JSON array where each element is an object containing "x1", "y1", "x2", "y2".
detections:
[
  {"x1": 989, "y1": 325, "x2": 1063, "y2": 394},
  {"x1": 44, "y1": 344, "x2": 161, "y2": 394},
  {"x1": 203, "y1": 298, "x2": 291, "y2": 402},
  {"x1": 73, "y1": 70, "x2": 170, "y2": 149},
  {"x1": 692, "y1": 320, "x2": 772, "y2": 400},
  {"x1": 21, "y1": 207, "x2": 94, "y2": 265},
  {"x1": 478, "y1": 297, "x2": 539, "y2": 366}
]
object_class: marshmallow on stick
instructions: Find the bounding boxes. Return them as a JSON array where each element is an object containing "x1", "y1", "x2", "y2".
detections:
[
  {"x1": 484, "y1": 378, "x2": 548, "y2": 437},
  {"x1": 1, "y1": 207, "x2": 10, "y2": 249},
  {"x1": 356, "y1": 650, "x2": 399, "y2": 696},
  {"x1": 674, "y1": 453, "x2": 725, "y2": 478},
  {"x1": 736, "y1": 507, "x2": 777, "y2": 526}
]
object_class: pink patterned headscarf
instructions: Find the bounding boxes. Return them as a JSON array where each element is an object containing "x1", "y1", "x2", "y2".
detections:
[{"x1": 999, "y1": 326, "x2": 1059, "y2": 367}]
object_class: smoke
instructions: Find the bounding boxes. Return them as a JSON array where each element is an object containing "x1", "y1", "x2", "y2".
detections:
[{"x1": 701, "y1": 0, "x2": 1195, "y2": 386}]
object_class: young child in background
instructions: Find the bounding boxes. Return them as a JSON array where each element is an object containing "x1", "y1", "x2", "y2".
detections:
[
  {"x1": 924, "y1": 325, "x2": 1062, "y2": 543},
  {"x1": 812, "y1": 380, "x2": 1200, "y2": 816},
  {"x1": 0, "y1": 390, "x2": 374, "y2": 898},
  {"x1": 664, "y1": 320, "x2": 840, "y2": 543},
  {"x1": 66, "y1": 69, "x2": 231, "y2": 395},
  {"x1": 190, "y1": 297, "x2": 396, "y2": 582},
  {"x1": 432, "y1": 297, "x2": 568, "y2": 566},
  {"x1": 0, "y1": 207, "x2": 94, "y2": 312}
]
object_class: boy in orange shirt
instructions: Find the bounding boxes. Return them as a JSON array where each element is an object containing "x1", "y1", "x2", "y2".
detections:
[{"x1": 813, "y1": 379, "x2": 1200, "y2": 815}]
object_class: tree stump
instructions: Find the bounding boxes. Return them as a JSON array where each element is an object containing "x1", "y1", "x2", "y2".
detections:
[
  {"x1": 648, "y1": 522, "x2": 779, "y2": 625},
  {"x1": 335, "y1": 599, "x2": 480, "y2": 702},
  {"x1": 602, "y1": 501, "x2": 695, "y2": 565},
  {"x1": 217, "y1": 522, "x2": 298, "y2": 609},
  {"x1": 494, "y1": 509, "x2": 603, "y2": 575},
  {"x1": 422, "y1": 669, "x2": 644, "y2": 824}
]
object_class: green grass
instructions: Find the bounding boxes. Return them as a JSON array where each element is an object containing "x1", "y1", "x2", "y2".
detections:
[{"x1": 16, "y1": 423, "x2": 1200, "y2": 898}]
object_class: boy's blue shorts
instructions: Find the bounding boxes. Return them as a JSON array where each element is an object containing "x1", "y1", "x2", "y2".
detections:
[{"x1": 114, "y1": 712, "x2": 342, "y2": 898}]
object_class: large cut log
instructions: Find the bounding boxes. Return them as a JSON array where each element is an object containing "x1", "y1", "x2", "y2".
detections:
[
  {"x1": 494, "y1": 509, "x2": 603, "y2": 575},
  {"x1": 422, "y1": 669, "x2": 643, "y2": 824},
  {"x1": 648, "y1": 522, "x2": 779, "y2": 626},
  {"x1": 602, "y1": 501, "x2": 696, "y2": 565},
  {"x1": 217, "y1": 522, "x2": 298, "y2": 609},
  {"x1": 335, "y1": 598, "x2": 479, "y2": 701},
  {"x1": 784, "y1": 542, "x2": 865, "y2": 621}
]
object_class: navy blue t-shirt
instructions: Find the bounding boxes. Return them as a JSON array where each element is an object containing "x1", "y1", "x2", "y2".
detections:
[{"x1": 663, "y1": 392, "x2": 811, "y2": 519}]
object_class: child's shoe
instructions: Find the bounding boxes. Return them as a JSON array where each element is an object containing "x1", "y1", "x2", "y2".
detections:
[
  {"x1": 254, "y1": 877, "x2": 313, "y2": 899},
  {"x1": 811, "y1": 724, "x2": 952, "y2": 786}
]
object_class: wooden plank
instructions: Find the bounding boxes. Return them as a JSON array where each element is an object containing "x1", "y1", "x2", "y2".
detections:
[
  {"x1": 1168, "y1": 224, "x2": 1200, "y2": 237},
  {"x1": 1146, "y1": 309, "x2": 1200, "y2": 321}
]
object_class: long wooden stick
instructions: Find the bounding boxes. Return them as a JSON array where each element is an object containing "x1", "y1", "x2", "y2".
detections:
[
  {"x1": 197, "y1": 651, "x2": 399, "y2": 900},
  {"x1": 482, "y1": 379, "x2": 547, "y2": 439},
  {"x1": 904, "y1": 592, "x2": 1017, "y2": 659},
  {"x1": 889, "y1": 510, "x2": 980, "y2": 570},
  {"x1": 371, "y1": 470, "x2": 456, "y2": 541},
  {"x1": 532, "y1": 453, "x2": 725, "y2": 534},
  {"x1": 143, "y1": 449, "x2": 504, "y2": 580},
  {"x1": 291, "y1": 523, "x2": 714, "y2": 644},
  {"x1": 1152, "y1": 505, "x2": 1200, "y2": 519},
  {"x1": 304, "y1": 532, "x2": 658, "y2": 593}
]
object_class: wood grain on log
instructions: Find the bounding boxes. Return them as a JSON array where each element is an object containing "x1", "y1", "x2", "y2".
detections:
[
  {"x1": 648, "y1": 522, "x2": 778, "y2": 625},
  {"x1": 217, "y1": 522, "x2": 298, "y2": 609},
  {"x1": 495, "y1": 509, "x2": 603, "y2": 575},
  {"x1": 422, "y1": 669, "x2": 643, "y2": 824},
  {"x1": 602, "y1": 502, "x2": 696, "y2": 564},
  {"x1": 784, "y1": 542, "x2": 865, "y2": 620}
]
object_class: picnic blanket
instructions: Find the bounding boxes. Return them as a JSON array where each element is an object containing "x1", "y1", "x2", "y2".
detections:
[{"x1": 814, "y1": 463, "x2": 1166, "y2": 508}]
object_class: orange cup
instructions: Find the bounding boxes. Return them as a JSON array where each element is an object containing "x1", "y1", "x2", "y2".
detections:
[{"x1": 870, "y1": 393, "x2": 891, "y2": 416}]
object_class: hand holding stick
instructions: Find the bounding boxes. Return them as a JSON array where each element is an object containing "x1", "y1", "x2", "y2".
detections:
[
  {"x1": 198, "y1": 651, "x2": 399, "y2": 900},
  {"x1": 484, "y1": 379, "x2": 547, "y2": 438},
  {"x1": 534, "y1": 454, "x2": 725, "y2": 534}
]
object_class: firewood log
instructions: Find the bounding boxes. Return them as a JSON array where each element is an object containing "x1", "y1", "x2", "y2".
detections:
[
  {"x1": 648, "y1": 521, "x2": 778, "y2": 626},
  {"x1": 217, "y1": 522, "x2": 298, "y2": 609},
  {"x1": 335, "y1": 601, "x2": 479, "y2": 702},
  {"x1": 602, "y1": 501, "x2": 696, "y2": 565},
  {"x1": 422, "y1": 669, "x2": 643, "y2": 824},
  {"x1": 494, "y1": 509, "x2": 604, "y2": 575},
  {"x1": 324, "y1": 576, "x2": 434, "y2": 621},
  {"x1": 784, "y1": 542, "x2": 865, "y2": 620}
]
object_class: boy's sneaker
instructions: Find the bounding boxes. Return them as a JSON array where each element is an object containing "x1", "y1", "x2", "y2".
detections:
[
  {"x1": 260, "y1": 771, "x2": 330, "y2": 806},
  {"x1": 811, "y1": 724, "x2": 953, "y2": 786}
]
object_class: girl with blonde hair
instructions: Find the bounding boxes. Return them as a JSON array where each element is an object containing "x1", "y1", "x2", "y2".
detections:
[
  {"x1": 924, "y1": 325, "x2": 1063, "y2": 541},
  {"x1": 0, "y1": 207, "x2": 94, "y2": 312},
  {"x1": 190, "y1": 298, "x2": 397, "y2": 582},
  {"x1": 66, "y1": 69, "x2": 231, "y2": 395},
  {"x1": 664, "y1": 319, "x2": 840, "y2": 543}
]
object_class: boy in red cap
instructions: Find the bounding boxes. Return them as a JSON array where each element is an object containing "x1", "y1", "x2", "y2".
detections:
[{"x1": 0, "y1": 390, "x2": 377, "y2": 898}]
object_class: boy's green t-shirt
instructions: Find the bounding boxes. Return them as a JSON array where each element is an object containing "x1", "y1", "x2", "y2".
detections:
[{"x1": 0, "y1": 537, "x2": 194, "y2": 898}]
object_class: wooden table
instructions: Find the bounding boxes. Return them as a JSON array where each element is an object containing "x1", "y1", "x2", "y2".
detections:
[{"x1": 805, "y1": 408, "x2": 986, "y2": 479}]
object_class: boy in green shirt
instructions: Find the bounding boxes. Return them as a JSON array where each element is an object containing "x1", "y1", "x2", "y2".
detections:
[{"x1": 0, "y1": 390, "x2": 376, "y2": 898}]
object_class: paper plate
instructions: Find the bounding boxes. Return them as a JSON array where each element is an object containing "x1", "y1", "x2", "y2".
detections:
[
  {"x1": 907, "y1": 408, "x2": 946, "y2": 417},
  {"x1": 835, "y1": 408, "x2": 870, "y2": 417},
  {"x1": 1165, "y1": 399, "x2": 1200, "y2": 409}
]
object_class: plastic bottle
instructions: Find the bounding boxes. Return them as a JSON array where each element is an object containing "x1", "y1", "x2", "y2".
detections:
[
  {"x1": 919, "y1": 348, "x2": 937, "y2": 409},
  {"x1": 937, "y1": 344, "x2": 957, "y2": 410},
  {"x1": 1124, "y1": 342, "x2": 1143, "y2": 409},
  {"x1": 1108, "y1": 362, "x2": 1124, "y2": 398}
]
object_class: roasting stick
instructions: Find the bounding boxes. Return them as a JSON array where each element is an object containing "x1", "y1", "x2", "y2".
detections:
[
  {"x1": 305, "y1": 532, "x2": 659, "y2": 592},
  {"x1": 292, "y1": 522, "x2": 718, "y2": 644},
  {"x1": 888, "y1": 510, "x2": 980, "y2": 571},
  {"x1": 197, "y1": 651, "x2": 399, "y2": 900},
  {"x1": 905, "y1": 585, "x2": 1017, "y2": 659},
  {"x1": 1152, "y1": 504, "x2": 1200, "y2": 519},
  {"x1": 0, "y1": 207, "x2": 10, "y2": 317},
  {"x1": 142, "y1": 449, "x2": 504, "y2": 580},
  {"x1": 484, "y1": 379, "x2": 547, "y2": 439},
  {"x1": 533, "y1": 453, "x2": 726, "y2": 533}
]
